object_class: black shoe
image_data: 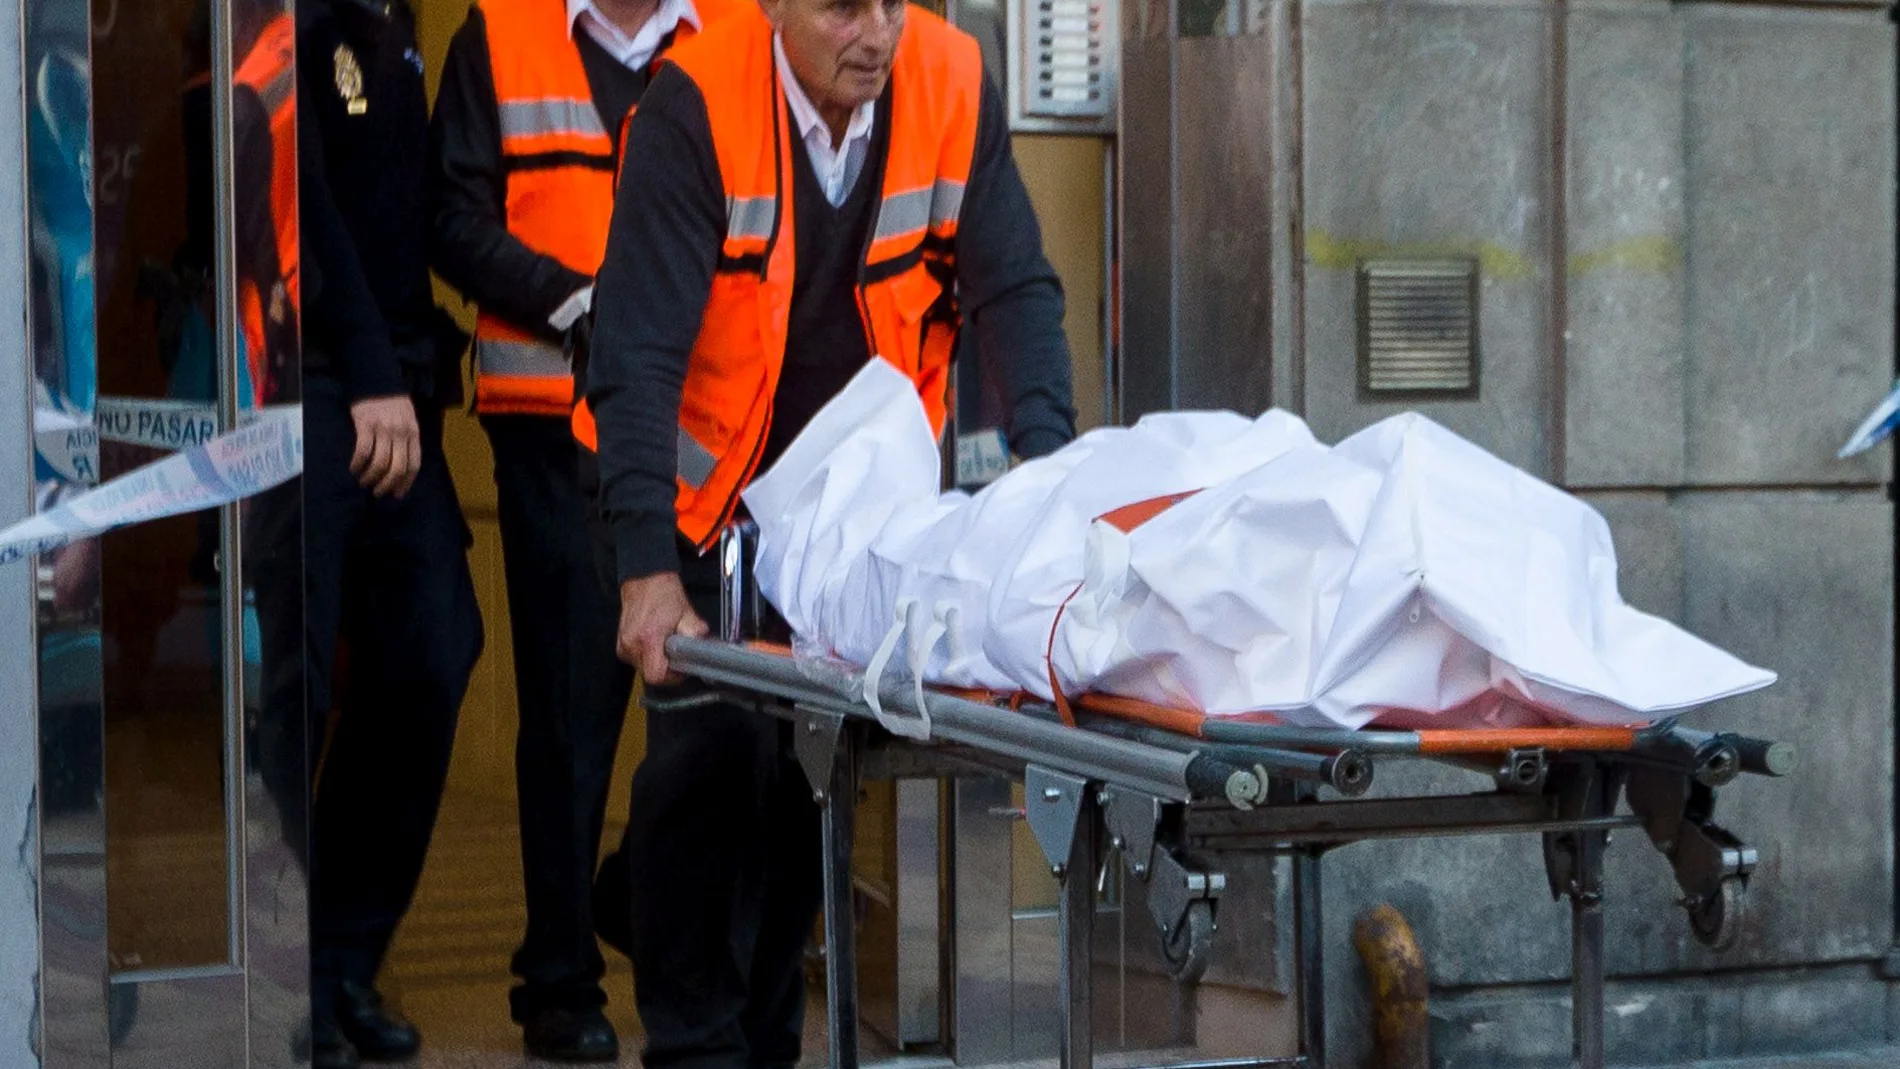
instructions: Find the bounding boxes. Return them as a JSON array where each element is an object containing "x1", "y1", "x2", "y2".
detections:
[
  {"x1": 523, "y1": 1007, "x2": 621, "y2": 1063},
  {"x1": 311, "y1": 1019, "x2": 361, "y2": 1069},
  {"x1": 335, "y1": 981, "x2": 420, "y2": 1062},
  {"x1": 591, "y1": 852, "x2": 632, "y2": 959}
]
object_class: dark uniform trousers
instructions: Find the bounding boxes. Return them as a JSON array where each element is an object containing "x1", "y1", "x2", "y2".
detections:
[
  {"x1": 482, "y1": 414, "x2": 635, "y2": 1019},
  {"x1": 582, "y1": 453, "x2": 824, "y2": 1069},
  {"x1": 254, "y1": 370, "x2": 483, "y2": 1023}
]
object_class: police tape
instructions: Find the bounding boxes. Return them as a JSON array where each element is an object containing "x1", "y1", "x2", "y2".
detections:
[
  {"x1": 34, "y1": 398, "x2": 224, "y2": 485},
  {"x1": 1, "y1": 405, "x2": 302, "y2": 567},
  {"x1": 95, "y1": 397, "x2": 222, "y2": 451},
  {"x1": 31, "y1": 406, "x2": 95, "y2": 484}
]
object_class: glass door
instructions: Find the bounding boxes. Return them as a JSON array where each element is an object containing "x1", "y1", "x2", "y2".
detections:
[{"x1": 30, "y1": 0, "x2": 309, "y2": 1064}]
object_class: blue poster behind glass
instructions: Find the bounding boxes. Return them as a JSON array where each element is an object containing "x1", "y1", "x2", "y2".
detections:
[{"x1": 27, "y1": 14, "x2": 94, "y2": 418}]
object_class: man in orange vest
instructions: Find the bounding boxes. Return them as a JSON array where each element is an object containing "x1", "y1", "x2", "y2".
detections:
[
  {"x1": 429, "y1": 0, "x2": 730, "y2": 1059},
  {"x1": 232, "y1": 7, "x2": 298, "y2": 405},
  {"x1": 176, "y1": 0, "x2": 298, "y2": 406},
  {"x1": 581, "y1": 0, "x2": 1076, "y2": 1061}
]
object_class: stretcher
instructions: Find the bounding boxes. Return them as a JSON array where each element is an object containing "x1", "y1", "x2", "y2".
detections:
[{"x1": 656, "y1": 524, "x2": 1793, "y2": 1069}]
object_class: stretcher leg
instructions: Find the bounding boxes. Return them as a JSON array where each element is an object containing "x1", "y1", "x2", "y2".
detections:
[
  {"x1": 1294, "y1": 846, "x2": 1327, "y2": 1068},
  {"x1": 1061, "y1": 788, "x2": 1099, "y2": 1069},
  {"x1": 803, "y1": 712, "x2": 861, "y2": 1069},
  {"x1": 1544, "y1": 762, "x2": 1618, "y2": 1069},
  {"x1": 1569, "y1": 832, "x2": 1606, "y2": 1069},
  {"x1": 1269, "y1": 776, "x2": 1327, "y2": 1069},
  {"x1": 1025, "y1": 766, "x2": 1099, "y2": 1069}
]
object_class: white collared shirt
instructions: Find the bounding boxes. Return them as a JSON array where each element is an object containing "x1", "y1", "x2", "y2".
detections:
[
  {"x1": 566, "y1": 0, "x2": 700, "y2": 72},
  {"x1": 774, "y1": 34, "x2": 876, "y2": 207}
]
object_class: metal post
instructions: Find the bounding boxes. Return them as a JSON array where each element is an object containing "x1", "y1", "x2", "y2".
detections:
[
  {"x1": 1293, "y1": 848, "x2": 1326, "y2": 1069},
  {"x1": 208, "y1": 0, "x2": 252, "y2": 989},
  {"x1": 1569, "y1": 826, "x2": 1607, "y2": 1069},
  {"x1": 1890, "y1": 10, "x2": 1900, "y2": 982},
  {"x1": 823, "y1": 724, "x2": 862, "y2": 1069},
  {"x1": 1059, "y1": 783, "x2": 1100, "y2": 1069},
  {"x1": 951, "y1": 777, "x2": 1016, "y2": 1063}
]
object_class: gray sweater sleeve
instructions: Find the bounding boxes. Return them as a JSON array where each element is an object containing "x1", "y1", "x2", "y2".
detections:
[
  {"x1": 586, "y1": 67, "x2": 724, "y2": 582},
  {"x1": 954, "y1": 75, "x2": 1078, "y2": 460}
]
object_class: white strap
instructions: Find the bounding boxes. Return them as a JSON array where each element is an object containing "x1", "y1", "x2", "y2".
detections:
[
  {"x1": 900, "y1": 603, "x2": 952, "y2": 739},
  {"x1": 862, "y1": 599, "x2": 933, "y2": 740},
  {"x1": 861, "y1": 599, "x2": 908, "y2": 727}
]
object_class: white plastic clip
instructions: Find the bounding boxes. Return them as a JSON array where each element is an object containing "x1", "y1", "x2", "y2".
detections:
[{"x1": 939, "y1": 603, "x2": 965, "y2": 668}]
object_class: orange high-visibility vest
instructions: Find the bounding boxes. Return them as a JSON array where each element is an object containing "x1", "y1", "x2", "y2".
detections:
[
  {"x1": 573, "y1": 3, "x2": 981, "y2": 550},
  {"x1": 234, "y1": 13, "x2": 299, "y2": 405},
  {"x1": 474, "y1": 0, "x2": 730, "y2": 416}
]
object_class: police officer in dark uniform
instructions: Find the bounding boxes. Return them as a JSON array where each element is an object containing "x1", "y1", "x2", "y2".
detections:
[{"x1": 288, "y1": 1, "x2": 484, "y2": 1066}]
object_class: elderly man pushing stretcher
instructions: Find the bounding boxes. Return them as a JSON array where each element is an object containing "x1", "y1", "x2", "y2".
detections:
[{"x1": 575, "y1": 0, "x2": 1076, "y2": 1062}]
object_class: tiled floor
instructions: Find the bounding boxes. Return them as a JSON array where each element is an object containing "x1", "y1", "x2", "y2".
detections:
[
  {"x1": 379, "y1": 790, "x2": 649, "y2": 1065},
  {"x1": 379, "y1": 789, "x2": 844, "y2": 1069}
]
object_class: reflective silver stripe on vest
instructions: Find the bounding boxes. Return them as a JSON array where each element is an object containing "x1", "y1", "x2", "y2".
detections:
[
  {"x1": 476, "y1": 336, "x2": 571, "y2": 378},
  {"x1": 677, "y1": 428, "x2": 717, "y2": 489},
  {"x1": 929, "y1": 178, "x2": 965, "y2": 229},
  {"x1": 726, "y1": 196, "x2": 776, "y2": 243},
  {"x1": 872, "y1": 187, "x2": 932, "y2": 243},
  {"x1": 872, "y1": 179, "x2": 966, "y2": 244},
  {"x1": 498, "y1": 97, "x2": 608, "y2": 143},
  {"x1": 257, "y1": 66, "x2": 295, "y2": 115}
]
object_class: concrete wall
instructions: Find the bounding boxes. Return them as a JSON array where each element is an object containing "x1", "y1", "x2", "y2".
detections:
[
  {"x1": 0, "y1": 0, "x2": 44, "y2": 1059},
  {"x1": 1122, "y1": 0, "x2": 1898, "y2": 1064}
]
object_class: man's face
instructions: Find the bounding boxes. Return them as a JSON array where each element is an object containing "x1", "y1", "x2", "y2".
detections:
[{"x1": 763, "y1": 0, "x2": 906, "y2": 120}]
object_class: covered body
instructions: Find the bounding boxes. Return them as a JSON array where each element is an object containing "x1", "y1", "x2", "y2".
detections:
[{"x1": 743, "y1": 361, "x2": 1775, "y2": 729}]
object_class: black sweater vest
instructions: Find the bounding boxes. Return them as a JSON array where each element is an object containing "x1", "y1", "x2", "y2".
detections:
[{"x1": 759, "y1": 107, "x2": 891, "y2": 469}]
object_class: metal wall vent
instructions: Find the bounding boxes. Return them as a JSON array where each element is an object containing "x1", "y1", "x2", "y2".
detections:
[
  {"x1": 1020, "y1": 0, "x2": 1112, "y2": 124},
  {"x1": 1356, "y1": 258, "x2": 1481, "y2": 400}
]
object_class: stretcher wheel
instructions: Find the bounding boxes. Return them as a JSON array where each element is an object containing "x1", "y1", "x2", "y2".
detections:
[
  {"x1": 1163, "y1": 900, "x2": 1216, "y2": 984},
  {"x1": 1687, "y1": 880, "x2": 1744, "y2": 952}
]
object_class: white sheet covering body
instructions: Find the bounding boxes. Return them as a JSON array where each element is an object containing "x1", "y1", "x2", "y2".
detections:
[{"x1": 741, "y1": 362, "x2": 1775, "y2": 730}]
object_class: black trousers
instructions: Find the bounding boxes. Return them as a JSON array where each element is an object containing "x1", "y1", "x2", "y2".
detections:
[
  {"x1": 256, "y1": 373, "x2": 483, "y2": 1022},
  {"x1": 482, "y1": 415, "x2": 634, "y2": 1020},
  {"x1": 587, "y1": 506, "x2": 824, "y2": 1069}
]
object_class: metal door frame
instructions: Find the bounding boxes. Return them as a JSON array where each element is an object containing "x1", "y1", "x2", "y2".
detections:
[{"x1": 20, "y1": 0, "x2": 310, "y2": 1063}]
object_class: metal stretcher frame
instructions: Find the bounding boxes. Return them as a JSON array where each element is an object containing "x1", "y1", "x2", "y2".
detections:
[{"x1": 658, "y1": 528, "x2": 1792, "y2": 1069}]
